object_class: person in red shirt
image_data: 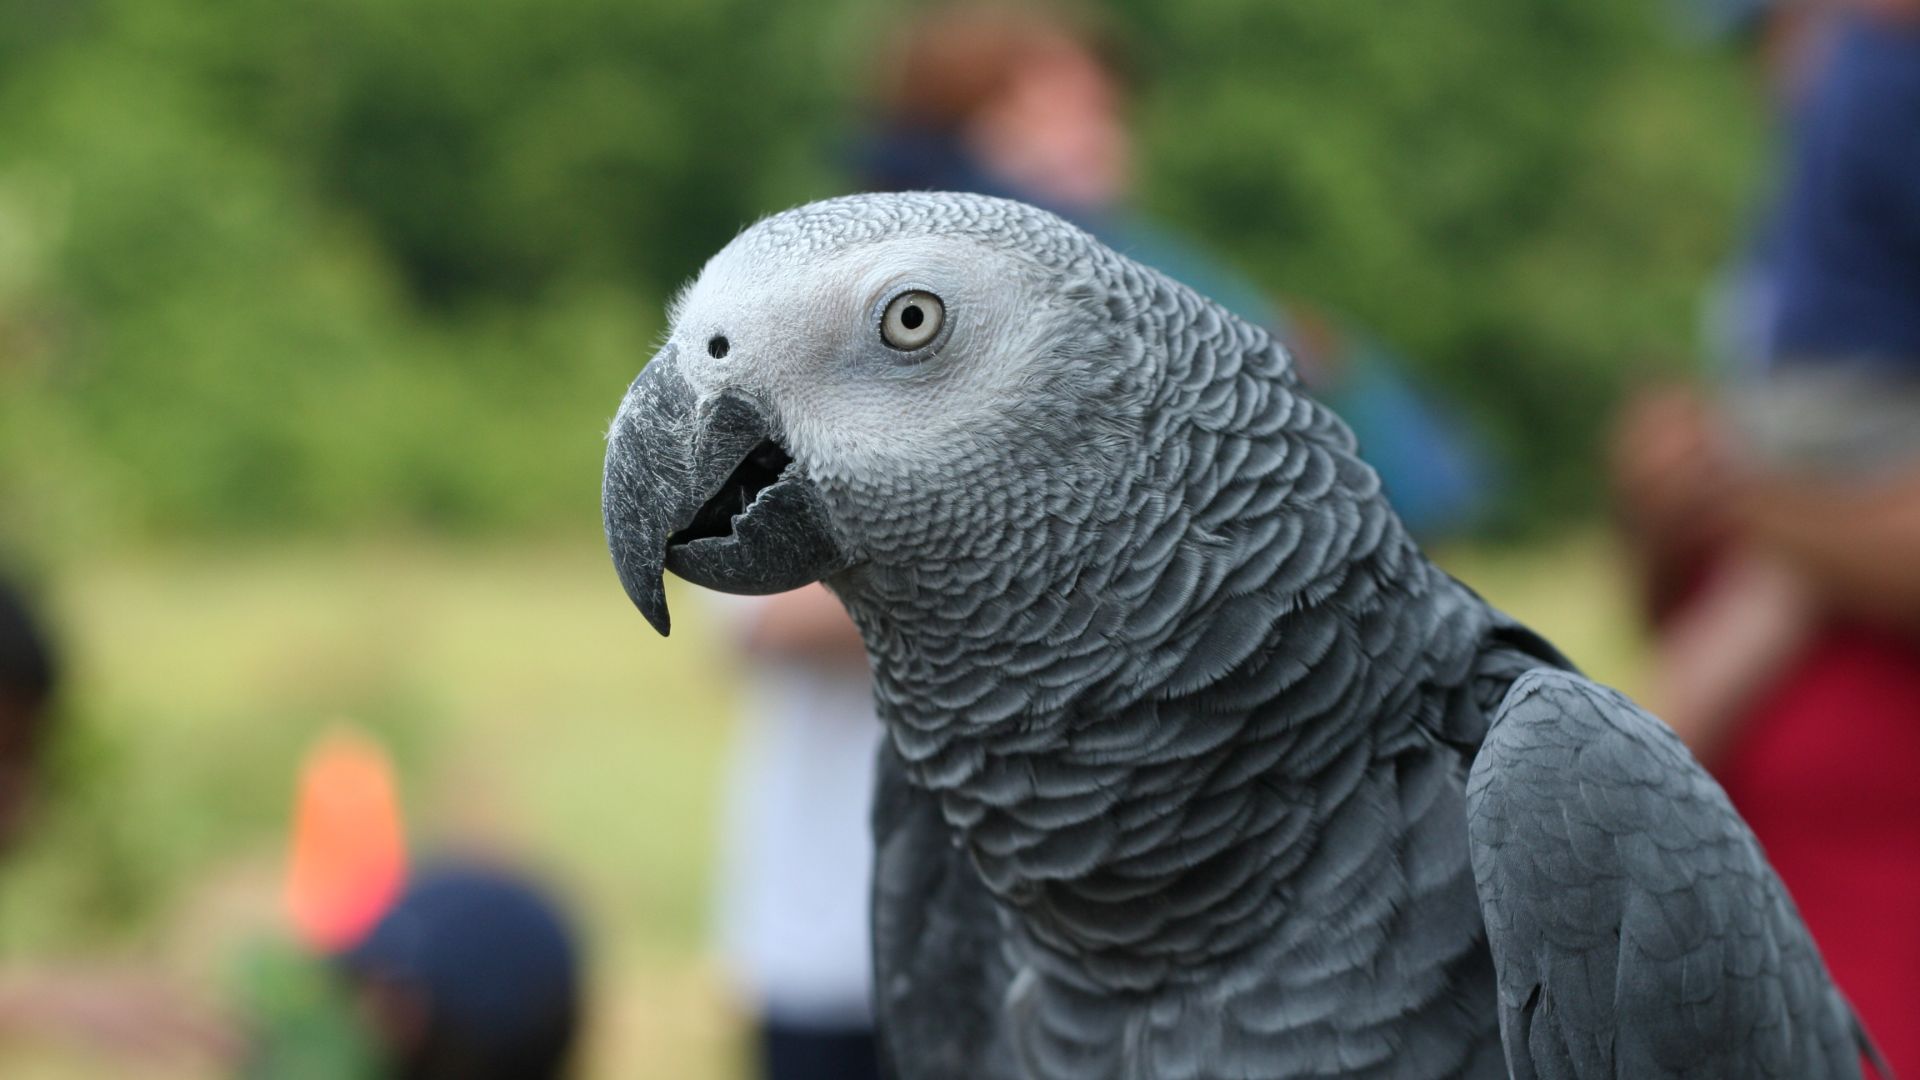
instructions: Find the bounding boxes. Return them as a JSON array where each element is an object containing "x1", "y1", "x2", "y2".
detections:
[{"x1": 1615, "y1": 1, "x2": 1920, "y2": 1071}]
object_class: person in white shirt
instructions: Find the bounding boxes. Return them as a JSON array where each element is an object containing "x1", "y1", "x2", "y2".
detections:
[{"x1": 712, "y1": 584, "x2": 884, "y2": 1080}]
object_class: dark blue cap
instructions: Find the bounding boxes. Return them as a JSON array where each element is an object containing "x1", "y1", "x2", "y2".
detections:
[{"x1": 341, "y1": 861, "x2": 581, "y2": 1079}]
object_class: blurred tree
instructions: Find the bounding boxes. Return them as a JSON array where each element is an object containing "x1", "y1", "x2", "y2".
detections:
[
  {"x1": 1120, "y1": 0, "x2": 1764, "y2": 523},
  {"x1": 0, "y1": 0, "x2": 1761, "y2": 536}
]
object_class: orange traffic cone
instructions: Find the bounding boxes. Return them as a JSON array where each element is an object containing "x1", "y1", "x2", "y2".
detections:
[{"x1": 284, "y1": 725, "x2": 407, "y2": 952}]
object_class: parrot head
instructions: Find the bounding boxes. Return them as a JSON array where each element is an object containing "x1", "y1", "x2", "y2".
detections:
[{"x1": 603, "y1": 192, "x2": 1150, "y2": 635}]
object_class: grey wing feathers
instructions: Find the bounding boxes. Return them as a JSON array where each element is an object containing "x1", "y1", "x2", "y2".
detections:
[
  {"x1": 871, "y1": 739, "x2": 1018, "y2": 1080},
  {"x1": 1466, "y1": 668, "x2": 1869, "y2": 1080}
]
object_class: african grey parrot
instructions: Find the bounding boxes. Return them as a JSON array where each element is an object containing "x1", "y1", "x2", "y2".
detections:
[{"x1": 601, "y1": 192, "x2": 1884, "y2": 1079}]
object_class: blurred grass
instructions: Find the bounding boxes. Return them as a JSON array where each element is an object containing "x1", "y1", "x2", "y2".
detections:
[
  {"x1": 0, "y1": 533, "x2": 1646, "y2": 1077},
  {"x1": 0, "y1": 538, "x2": 752, "y2": 1077}
]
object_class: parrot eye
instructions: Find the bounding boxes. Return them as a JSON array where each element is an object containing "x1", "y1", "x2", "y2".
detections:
[{"x1": 879, "y1": 290, "x2": 944, "y2": 352}]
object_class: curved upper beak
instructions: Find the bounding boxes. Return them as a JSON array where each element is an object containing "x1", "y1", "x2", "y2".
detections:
[{"x1": 602, "y1": 348, "x2": 846, "y2": 636}]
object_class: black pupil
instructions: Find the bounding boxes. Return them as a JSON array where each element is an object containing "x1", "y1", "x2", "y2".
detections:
[
  {"x1": 707, "y1": 335, "x2": 729, "y2": 358},
  {"x1": 900, "y1": 304, "x2": 924, "y2": 331}
]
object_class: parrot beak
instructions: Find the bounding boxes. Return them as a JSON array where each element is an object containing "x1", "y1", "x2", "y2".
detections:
[{"x1": 602, "y1": 348, "x2": 848, "y2": 636}]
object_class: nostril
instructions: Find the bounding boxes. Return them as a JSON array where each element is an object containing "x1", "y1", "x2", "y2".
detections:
[{"x1": 707, "y1": 335, "x2": 729, "y2": 359}]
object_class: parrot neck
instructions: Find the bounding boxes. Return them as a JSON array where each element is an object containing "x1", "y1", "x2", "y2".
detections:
[
  {"x1": 838, "y1": 279, "x2": 1521, "y2": 1001},
  {"x1": 845, "y1": 479, "x2": 1503, "y2": 990}
]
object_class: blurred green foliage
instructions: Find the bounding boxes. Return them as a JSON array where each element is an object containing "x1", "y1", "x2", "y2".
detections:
[
  {"x1": 233, "y1": 940, "x2": 380, "y2": 1080},
  {"x1": 1123, "y1": 0, "x2": 1764, "y2": 523},
  {"x1": 0, "y1": 0, "x2": 1761, "y2": 540}
]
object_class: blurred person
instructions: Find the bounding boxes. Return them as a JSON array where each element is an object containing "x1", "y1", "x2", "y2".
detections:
[
  {"x1": 1615, "y1": 0, "x2": 1920, "y2": 1069},
  {"x1": 0, "y1": 576, "x2": 56, "y2": 852},
  {"x1": 331, "y1": 860, "x2": 583, "y2": 1080},
  {"x1": 713, "y1": 585, "x2": 883, "y2": 1080},
  {"x1": 247, "y1": 730, "x2": 581, "y2": 1077},
  {"x1": 860, "y1": 3, "x2": 1492, "y2": 540}
]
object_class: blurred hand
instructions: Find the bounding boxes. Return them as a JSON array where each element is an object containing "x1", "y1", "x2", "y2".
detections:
[
  {"x1": 1646, "y1": 551, "x2": 1816, "y2": 763},
  {"x1": 1725, "y1": 461, "x2": 1920, "y2": 633},
  {"x1": 1609, "y1": 384, "x2": 1739, "y2": 567}
]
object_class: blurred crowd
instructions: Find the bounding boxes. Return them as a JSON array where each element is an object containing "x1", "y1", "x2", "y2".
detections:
[{"x1": 0, "y1": 0, "x2": 1915, "y2": 1077}]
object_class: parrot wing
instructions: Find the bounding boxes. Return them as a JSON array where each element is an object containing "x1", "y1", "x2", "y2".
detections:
[{"x1": 1466, "y1": 668, "x2": 1873, "y2": 1079}]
